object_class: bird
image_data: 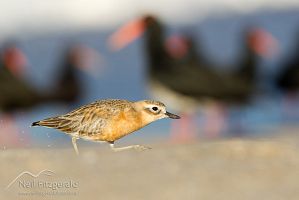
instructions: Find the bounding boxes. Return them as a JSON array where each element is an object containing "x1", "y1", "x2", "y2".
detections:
[
  {"x1": 275, "y1": 32, "x2": 299, "y2": 118},
  {"x1": 109, "y1": 15, "x2": 276, "y2": 104},
  {"x1": 31, "y1": 99, "x2": 180, "y2": 154},
  {"x1": 0, "y1": 43, "x2": 97, "y2": 148},
  {"x1": 0, "y1": 43, "x2": 86, "y2": 112},
  {"x1": 108, "y1": 15, "x2": 277, "y2": 139},
  {"x1": 276, "y1": 34, "x2": 299, "y2": 93}
]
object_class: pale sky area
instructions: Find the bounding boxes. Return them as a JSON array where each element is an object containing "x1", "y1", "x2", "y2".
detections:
[{"x1": 0, "y1": 0, "x2": 299, "y2": 39}]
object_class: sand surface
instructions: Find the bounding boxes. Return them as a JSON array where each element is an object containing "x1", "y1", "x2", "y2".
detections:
[{"x1": 1, "y1": 134, "x2": 299, "y2": 200}]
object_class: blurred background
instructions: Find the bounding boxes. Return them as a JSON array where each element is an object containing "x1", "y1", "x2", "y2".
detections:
[{"x1": 1, "y1": 1, "x2": 299, "y2": 199}]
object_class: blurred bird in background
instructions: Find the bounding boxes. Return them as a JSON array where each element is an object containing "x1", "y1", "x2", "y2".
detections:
[
  {"x1": 0, "y1": 42, "x2": 30, "y2": 147},
  {"x1": 275, "y1": 30, "x2": 299, "y2": 120},
  {"x1": 108, "y1": 15, "x2": 277, "y2": 141},
  {"x1": 0, "y1": 43, "x2": 83, "y2": 112},
  {"x1": 0, "y1": 42, "x2": 100, "y2": 148}
]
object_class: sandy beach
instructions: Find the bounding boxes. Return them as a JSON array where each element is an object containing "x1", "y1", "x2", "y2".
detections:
[{"x1": 1, "y1": 131, "x2": 299, "y2": 200}]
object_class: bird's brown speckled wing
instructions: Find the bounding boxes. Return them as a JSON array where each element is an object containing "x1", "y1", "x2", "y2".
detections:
[{"x1": 36, "y1": 99, "x2": 132, "y2": 137}]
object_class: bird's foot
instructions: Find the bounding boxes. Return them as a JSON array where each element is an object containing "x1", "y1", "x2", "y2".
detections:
[
  {"x1": 110, "y1": 143, "x2": 151, "y2": 152},
  {"x1": 133, "y1": 145, "x2": 152, "y2": 151}
]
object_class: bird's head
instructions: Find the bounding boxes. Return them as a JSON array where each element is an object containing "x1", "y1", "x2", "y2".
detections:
[
  {"x1": 1, "y1": 43, "x2": 27, "y2": 77},
  {"x1": 65, "y1": 44, "x2": 104, "y2": 77},
  {"x1": 133, "y1": 100, "x2": 180, "y2": 124},
  {"x1": 246, "y1": 27, "x2": 278, "y2": 58},
  {"x1": 108, "y1": 14, "x2": 160, "y2": 51}
]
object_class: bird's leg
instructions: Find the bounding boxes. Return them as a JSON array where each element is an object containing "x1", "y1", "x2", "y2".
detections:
[
  {"x1": 203, "y1": 103, "x2": 227, "y2": 138},
  {"x1": 71, "y1": 137, "x2": 79, "y2": 155},
  {"x1": 170, "y1": 112, "x2": 197, "y2": 143},
  {"x1": 109, "y1": 142, "x2": 151, "y2": 152}
]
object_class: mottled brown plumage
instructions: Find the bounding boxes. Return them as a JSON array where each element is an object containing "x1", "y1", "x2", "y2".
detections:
[{"x1": 32, "y1": 99, "x2": 180, "y2": 154}]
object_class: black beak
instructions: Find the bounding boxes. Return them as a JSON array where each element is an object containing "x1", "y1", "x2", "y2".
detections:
[{"x1": 165, "y1": 111, "x2": 180, "y2": 119}]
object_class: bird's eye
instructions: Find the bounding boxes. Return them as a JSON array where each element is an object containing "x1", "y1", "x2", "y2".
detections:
[{"x1": 152, "y1": 107, "x2": 158, "y2": 111}]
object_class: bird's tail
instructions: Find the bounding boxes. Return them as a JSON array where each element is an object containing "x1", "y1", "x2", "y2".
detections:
[
  {"x1": 31, "y1": 121, "x2": 40, "y2": 127},
  {"x1": 31, "y1": 117, "x2": 62, "y2": 129}
]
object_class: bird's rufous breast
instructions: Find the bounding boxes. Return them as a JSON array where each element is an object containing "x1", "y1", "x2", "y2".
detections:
[{"x1": 99, "y1": 109, "x2": 144, "y2": 142}]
